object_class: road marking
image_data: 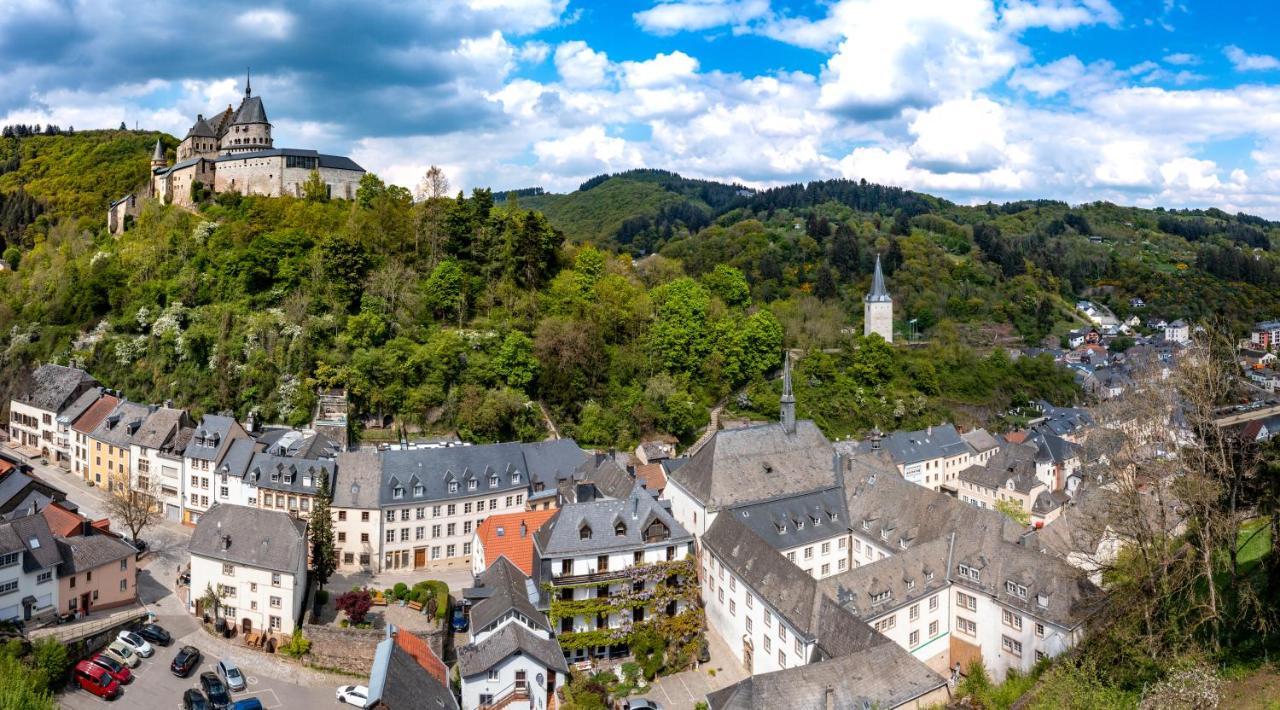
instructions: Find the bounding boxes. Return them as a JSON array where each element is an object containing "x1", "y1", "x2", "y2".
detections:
[{"x1": 255, "y1": 687, "x2": 283, "y2": 708}]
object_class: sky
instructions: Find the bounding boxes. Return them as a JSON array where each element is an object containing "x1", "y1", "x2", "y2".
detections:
[{"x1": 3, "y1": 0, "x2": 1280, "y2": 215}]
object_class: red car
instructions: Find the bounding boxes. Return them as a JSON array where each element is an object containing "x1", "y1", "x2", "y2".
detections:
[
  {"x1": 75, "y1": 660, "x2": 121, "y2": 699},
  {"x1": 89, "y1": 653, "x2": 134, "y2": 684}
]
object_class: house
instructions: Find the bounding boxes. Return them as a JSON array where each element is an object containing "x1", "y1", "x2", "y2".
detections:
[
  {"x1": 86, "y1": 400, "x2": 151, "y2": 494},
  {"x1": 1251, "y1": 320, "x2": 1280, "y2": 351},
  {"x1": 725, "y1": 487, "x2": 852, "y2": 579},
  {"x1": 534, "y1": 484, "x2": 696, "y2": 662},
  {"x1": 961, "y1": 429, "x2": 1000, "y2": 467},
  {"x1": 457, "y1": 557, "x2": 567, "y2": 710},
  {"x1": 0, "y1": 512, "x2": 62, "y2": 622},
  {"x1": 848, "y1": 424, "x2": 973, "y2": 491},
  {"x1": 1240, "y1": 415, "x2": 1280, "y2": 443},
  {"x1": 1031, "y1": 401, "x2": 1095, "y2": 443},
  {"x1": 1240, "y1": 348, "x2": 1277, "y2": 371},
  {"x1": 365, "y1": 626, "x2": 458, "y2": 710},
  {"x1": 56, "y1": 531, "x2": 138, "y2": 617},
  {"x1": 0, "y1": 469, "x2": 70, "y2": 520},
  {"x1": 1248, "y1": 368, "x2": 1280, "y2": 393},
  {"x1": 8, "y1": 364, "x2": 98, "y2": 461},
  {"x1": 54, "y1": 388, "x2": 104, "y2": 471},
  {"x1": 210, "y1": 438, "x2": 256, "y2": 508},
  {"x1": 956, "y1": 443, "x2": 1068, "y2": 526},
  {"x1": 70, "y1": 392, "x2": 120, "y2": 483},
  {"x1": 634, "y1": 440, "x2": 674, "y2": 466},
  {"x1": 470, "y1": 508, "x2": 557, "y2": 577},
  {"x1": 331, "y1": 450, "x2": 381, "y2": 573},
  {"x1": 1163, "y1": 319, "x2": 1190, "y2": 345},
  {"x1": 187, "y1": 503, "x2": 308, "y2": 635},
  {"x1": 634, "y1": 462, "x2": 667, "y2": 497},
  {"x1": 183, "y1": 415, "x2": 251, "y2": 525},
  {"x1": 1128, "y1": 298, "x2": 1145, "y2": 309},
  {"x1": 241, "y1": 450, "x2": 336, "y2": 519},
  {"x1": 128, "y1": 406, "x2": 192, "y2": 523}
]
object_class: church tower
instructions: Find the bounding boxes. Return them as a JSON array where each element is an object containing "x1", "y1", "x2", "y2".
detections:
[
  {"x1": 780, "y1": 351, "x2": 796, "y2": 435},
  {"x1": 864, "y1": 253, "x2": 893, "y2": 342}
]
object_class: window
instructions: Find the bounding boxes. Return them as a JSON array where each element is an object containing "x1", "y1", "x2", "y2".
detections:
[
  {"x1": 36, "y1": 570, "x2": 52, "y2": 584},
  {"x1": 343, "y1": 552, "x2": 354, "y2": 564},
  {"x1": 786, "y1": 551, "x2": 796, "y2": 563},
  {"x1": 270, "y1": 596, "x2": 282, "y2": 608},
  {"x1": 956, "y1": 591, "x2": 977, "y2": 611},
  {"x1": 957, "y1": 563, "x2": 980, "y2": 582},
  {"x1": 957, "y1": 617, "x2": 977, "y2": 636},
  {"x1": 874, "y1": 616, "x2": 896, "y2": 632},
  {"x1": 468, "y1": 479, "x2": 477, "y2": 491},
  {"x1": 1035, "y1": 622, "x2": 1045, "y2": 637},
  {"x1": 338, "y1": 511, "x2": 347, "y2": 522},
  {"x1": 505, "y1": 495, "x2": 513, "y2": 507},
  {"x1": 446, "y1": 544, "x2": 455, "y2": 557},
  {"x1": 929, "y1": 620, "x2": 938, "y2": 637},
  {"x1": 413, "y1": 485, "x2": 424, "y2": 497},
  {"x1": 909, "y1": 604, "x2": 919, "y2": 621},
  {"x1": 416, "y1": 527, "x2": 424, "y2": 540},
  {"x1": 718, "y1": 588, "x2": 724, "y2": 604},
  {"x1": 1005, "y1": 580, "x2": 1028, "y2": 599},
  {"x1": 361, "y1": 511, "x2": 370, "y2": 522},
  {"x1": 447, "y1": 504, "x2": 456, "y2": 516},
  {"x1": 464, "y1": 502, "x2": 472, "y2": 514},
  {"x1": 219, "y1": 486, "x2": 228, "y2": 498},
  {"x1": 431, "y1": 547, "x2": 441, "y2": 560},
  {"x1": 821, "y1": 542, "x2": 830, "y2": 555},
  {"x1": 385, "y1": 510, "x2": 395, "y2": 523},
  {"x1": 489, "y1": 474, "x2": 498, "y2": 488},
  {"x1": 929, "y1": 594, "x2": 938, "y2": 611},
  {"x1": 271, "y1": 573, "x2": 281, "y2": 587},
  {"x1": 1002, "y1": 609, "x2": 1023, "y2": 631},
  {"x1": 804, "y1": 546, "x2": 813, "y2": 560},
  {"x1": 1035, "y1": 650, "x2": 1047, "y2": 663},
  {"x1": 120, "y1": 579, "x2": 128, "y2": 592},
  {"x1": 222, "y1": 563, "x2": 235, "y2": 576},
  {"x1": 745, "y1": 617, "x2": 753, "y2": 633},
  {"x1": 338, "y1": 532, "x2": 347, "y2": 543},
  {"x1": 838, "y1": 559, "x2": 847, "y2": 571},
  {"x1": 269, "y1": 616, "x2": 281, "y2": 630},
  {"x1": 839, "y1": 537, "x2": 847, "y2": 549},
  {"x1": 400, "y1": 529, "x2": 409, "y2": 542},
  {"x1": 821, "y1": 563, "x2": 829, "y2": 575},
  {"x1": 1002, "y1": 635, "x2": 1022, "y2": 656},
  {"x1": 463, "y1": 521, "x2": 472, "y2": 535},
  {"x1": 432, "y1": 525, "x2": 441, "y2": 538},
  {"x1": 463, "y1": 542, "x2": 471, "y2": 555},
  {"x1": 449, "y1": 481, "x2": 458, "y2": 493},
  {"x1": 909, "y1": 630, "x2": 919, "y2": 646},
  {"x1": 779, "y1": 625, "x2": 787, "y2": 642},
  {"x1": 488, "y1": 669, "x2": 500, "y2": 682},
  {"x1": 763, "y1": 636, "x2": 771, "y2": 653},
  {"x1": 764, "y1": 610, "x2": 772, "y2": 628},
  {"x1": 729, "y1": 599, "x2": 736, "y2": 616},
  {"x1": 871, "y1": 590, "x2": 891, "y2": 604},
  {"x1": 745, "y1": 594, "x2": 754, "y2": 610},
  {"x1": 360, "y1": 533, "x2": 369, "y2": 543},
  {"x1": 0, "y1": 580, "x2": 17, "y2": 596},
  {"x1": 416, "y1": 507, "x2": 425, "y2": 519},
  {"x1": 401, "y1": 509, "x2": 410, "y2": 521},
  {"x1": 447, "y1": 523, "x2": 456, "y2": 537},
  {"x1": 729, "y1": 577, "x2": 736, "y2": 591},
  {"x1": 386, "y1": 529, "x2": 395, "y2": 543},
  {"x1": 778, "y1": 650, "x2": 786, "y2": 667}
]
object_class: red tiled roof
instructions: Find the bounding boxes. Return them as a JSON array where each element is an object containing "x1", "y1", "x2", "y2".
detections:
[
  {"x1": 474, "y1": 508, "x2": 558, "y2": 576},
  {"x1": 635, "y1": 463, "x2": 667, "y2": 493},
  {"x1": 41, "y1": 501, "x2": 87, "y2": 537},
  {"x1": 394, "y1": 629, "x2": 448, "y2": 686},
  {"x1": 72, "y1": 394, "x2": 119, "y2": 435},
  {"x1": 1004, "y1": 431, "x2": 1029, "y2": 444},
  {"x1": 0, "y1": 459, "x2": 14, "y2": 478}
]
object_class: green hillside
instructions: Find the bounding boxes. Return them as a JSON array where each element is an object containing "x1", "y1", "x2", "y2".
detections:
[{"x1": 516, "y1": 176, "x2": 687, "y2": 243}]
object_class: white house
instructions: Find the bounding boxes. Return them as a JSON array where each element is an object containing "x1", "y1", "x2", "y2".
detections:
[
  {"x1": 183, "y1": 415, "x2": 251, "y2": 525},
  {"x1": 0, "y1": 512, "x2": 62, "y2": 623},
  {"x1": 457, "y1": 557, "x2": 567, "y2": 710},
  {"x1": 187, "y1": 503, "x2": 308, "y2": 635},
  {"x1": 1163, "y1": 319, "x2": 1190, "y2": 345},
  {"x1": 8, "y1": 364, "x2": 97, "y2": 461},
  {"x1": 128, "y1": 406, "x2": 192, "y2": 523}
]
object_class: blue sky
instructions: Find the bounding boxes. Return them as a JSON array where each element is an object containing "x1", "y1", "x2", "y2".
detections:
[{"x1": 3, "y1": 0, "x2": 1280, "y2": 215}]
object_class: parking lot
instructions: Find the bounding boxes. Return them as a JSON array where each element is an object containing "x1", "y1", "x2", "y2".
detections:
[{"x1": 59, "y1": 632, "x2": 338, "y2": 709}]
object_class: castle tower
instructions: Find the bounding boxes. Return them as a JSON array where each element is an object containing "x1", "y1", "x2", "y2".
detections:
[
  {"x1": 864, "y1": 253, "x2": 893, "y2": 342},
  {"x1": 150, "y1": 139, "x2": 166, "y2": 170},
  {"x1": 178, "y1": 114, "x2": 218, "y2": 161},
  {"x1": 780, "y1": 351, "x2": 796, "y2": 435},
  {"x1": 220, "y1": 68, "x2": 273, "y2": 155}
]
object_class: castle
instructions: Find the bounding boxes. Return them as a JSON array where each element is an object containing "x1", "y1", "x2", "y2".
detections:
[
  {"x1": 864, "y1": 253, "x2": 893, "y2": 342},
  {"x1": 109, "y1": 73, "x2": 365, "y2": 234}
]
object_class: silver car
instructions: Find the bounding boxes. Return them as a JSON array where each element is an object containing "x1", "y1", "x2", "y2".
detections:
[{"x1": 217, "y1": 659, "x2": 246, "y2": 692}]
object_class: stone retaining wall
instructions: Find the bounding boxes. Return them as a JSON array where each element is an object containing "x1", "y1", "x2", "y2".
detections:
[{"x1": 302, "y1": 622, "x2": 449, "y2": 675}]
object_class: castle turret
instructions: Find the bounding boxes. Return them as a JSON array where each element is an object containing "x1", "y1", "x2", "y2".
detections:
[
  {"x1": 864, "y1": 253, "x2": 893, "y2": 343},
  {"x1": 178, "y1": 114, "x2": 218, "y2": 161},
  {"x1": 150, "y1": 138, "x2": 166, "y2": 170},
  {"x1": 220, "y1": 68, "x2": 272, "y2": 155},
  {"x1": 780, "y1": 351, "x2": 796, "y2": 435}
]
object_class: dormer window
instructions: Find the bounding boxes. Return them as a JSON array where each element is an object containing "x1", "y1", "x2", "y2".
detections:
[
  {"x1": 957, "y1": 564, "x2": 980, "y2": 582},
  {"x1": 906, "y1": 579, "x2": 916, "y2": 591},
  {"x1": 1036, "y1": 593, "x2": 1049, "y2": 607},
  {"x1": 862, "y1": 520, "x2": 870, "y2": 531},
  {"x1": 1005, "y1": 581, "x2": 1028, "y2": 599},
  {"x1": 899, "y1": 538, "x2": 908, "y2": 550},
  {"x1": 776, "y1": 523, "x2": 787, "y2": 534},
  {"x1": 926, "y1": 572, "x2": 934, "y2": 582},
  {"x1": 828, "y1": 511, "x2": 837, "y2": 522},
  {"x1": 512, "y1": 472, "x2": 522, "y2": 484},
  {"x1": 271, "y1": 471, "x2": 279, "y2": 483},
  {"x1": 871, "y1": 590, "x2": 891, "y2": 603},
  {"x1": 468, "y1": 479, "x2": 477, "y2": 491},
  {"x1": 880, "y1": 529, "x2": 888, "y2": 541},
  {"x1": 448, "y1": 481, "x2": 459, "y2": 493},
  {"x1": 614, "y1": 521, "x2": 627, "y2": 536},
  {"x1": 303, "y1": 476, "x2": 313, "y2": 487},
  {"x1": 413, "y1": 484, "x2": 424, "y2": 497},
  {"x1": 393, "y1": 486, "x2": 405, "y2": 500},
  {"x1": 579, "y1": 524, "x2": 592, "y2": 540},
  {"x1": 284, "y1": 473, "x2": 294, "y2": 484},
  {"x1": 1007, "y1": 480, "x2": 1015, "y2": 490},
  {"x1": 489, "y1": 474, "x2": 499, "y2": 488},
  {"x1": 796, "y1": 520, "x2": 804, "y2": 530}
]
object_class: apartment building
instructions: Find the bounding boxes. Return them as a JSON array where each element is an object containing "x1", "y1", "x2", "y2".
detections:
[
  {"x1": 9, "y1": 364, "x2": 97, "y2": 460},
  {"x1": 128, "y1": 406, "x2": 192, "y2": 523},
  {"x1": 0, "y1": 512, "x2": 62, "y2": 622},
  {"x1": 726, "y1": 487, "x2": 851, "y2": 579},
  {"x1": 86, "y1": 401, "x2": 151, "y2": 493},
  {"x1": 183, "y1": 415, "x2": 251, "y2": 525},
  {"x1": 71, "y1": 393, "x2": 119, "y2": 482},
  {"x1": 331, "y1": 451, "x2": 381, "y2": 573}
]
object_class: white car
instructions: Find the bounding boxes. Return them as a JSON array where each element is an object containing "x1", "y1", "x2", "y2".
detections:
[
  {"x1": 336, "y1": 684, "x2": 370, "y2": 707},
  {"x1": 116, "y1": 630, "x2": 154, "y2": 658}
]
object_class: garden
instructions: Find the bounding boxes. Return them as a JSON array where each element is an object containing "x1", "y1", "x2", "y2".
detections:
[{"x1": 320, "y1": 580, "x2": 452, "y2": 632}]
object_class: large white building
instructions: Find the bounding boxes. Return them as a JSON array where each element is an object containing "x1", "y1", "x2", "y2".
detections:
[
  {"x1": 182, "y1": 415, "x2": 251, "y2": 525},
  {"x1": 8, "y1": 364, "x2": 97, "y2": 462},
  {"x1": 128, "y1": 406, "x2": 192, "y2": 523},
  {"x1": 187, "y1": 504, "x2": 308, "y2": 635}
]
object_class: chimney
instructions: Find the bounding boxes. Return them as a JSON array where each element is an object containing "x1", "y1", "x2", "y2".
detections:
[
  {"x1": 632, "y1": 494, "x2": 639, "y2": 519},
  {"x1": 824, "y1": 686, "x2": 835, "y2": 710},
  {"x1": 222, "y1": 534, "x2": 231, "y2": 550},
  {"x1": 520, "y1": 520, "x2": 527, "y2": 538}
]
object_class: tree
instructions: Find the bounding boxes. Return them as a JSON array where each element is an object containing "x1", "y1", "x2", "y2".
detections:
[
  {"x1": 104, "y1": 472, "x2": 160, "y2": 543},
  {"x1": 649, "y1": 277, "x2": 712, "y2": 377},
  {"x1": 0, "y1": 654, "x2": 54, "y2": 710},
  {"x1": 310, "y1": 471, "x2": 336, "y2": 589},
  {"x1": 335, "y1": 589, "x2": 373, "y2": 624},
  {"x1": 494, "y1": 331, "x2": 539, "y2": 391},
  {"x1": 118, "y1": 121, "x2": 127, "y2": 130},
  {"x1": 415, "y1": 165, "x2": 450, "y2": 202},
  {"x1": 424, "y1": 258, "x2": 465, "y2": 323},
  {"x1": 356, "y1": 172, "x2": 386, "y2": 209},
  {"x1": 318, "y1": 232, "x2": 372, "y2": 311},
  {"x1": 2, "y1": 246, "x2": 18, "y2": 270},
  {"x1": 994, "y1": 499, "x2": 1030, "y2": 526},
  {"x1": 702, "y1": 264, "x2": 751, "y2": 308},
  {"x1": 199, "y1": 583, "x2": 221, "y2": 621},
  {"x1": 302, "y1": 169, "x2": 329, "y2": 202}
]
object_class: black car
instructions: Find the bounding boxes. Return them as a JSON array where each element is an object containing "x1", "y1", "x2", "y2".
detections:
[
  {"x1": 171, "y1": 645, "x2": 201, "y2": 677},
  {"x1": 183, "y1": 688, "x2": 210, "y2": 710},
  {"x1": 137, "y1": 623, "x2": 171, "y2": 646},
  {"x1": 200, "y1": 671, "x2": 232, "y2": 709}
]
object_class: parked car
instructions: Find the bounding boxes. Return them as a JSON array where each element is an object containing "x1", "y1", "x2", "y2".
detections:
[
  {"x1": 230, "y1": 700, "x2": 263, "y2": 710},
  {"x1": 200, "y1": 671, "x2": 232, "y2": 710},
  {"x1": 116, "y1": 629, "x2": 154, "y2": 657},
  {"x1": 450, "y1": 606, "x2": 469, "y2": 632},
  {"x1": 89, "y1": 653, "x2": 133, "y2": 684},
  {"x1": 183, "y1": 689, "x2": 210, "y2": 710},
  {"x1": 128, "y1": 538, "x2": 148, "y2": 557},
  {"x1": 625, "y1": 700, "x2": 664, "y2": 710},
  {"x1": 171, "y1": 645, "x2": 202, "y2": 677},
  {"x1": 217, "y1": 659, "x2": 246, "y2": 692},
  {"x1": 336, "y1": 684, "x2": 370, "y2": 707},
  {"x1": 74, "y1": 660, "x2": 122, "y2": 700},
  {"x1": 137, "y1": 623, "x2": 172, "y2": 646},
  {"x1": 104, "y1": 640, "x2": 140, "y2": 668}
]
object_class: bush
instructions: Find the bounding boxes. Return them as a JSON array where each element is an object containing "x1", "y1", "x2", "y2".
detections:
[
  {"x1": 280, "y1": 629, "x2": 311, "y2": 658},
  {"x1": 30, "y1": 637, "x2": 67, "y2": 690},
  {"x1": 393, "y1": 582, "x2": 409, "y2": 600},
  {"x1": 336, "y1": 589, "x2": 373, "y2": 624},
  {"x1": 315, "y1": 589, "x2": 329, "y2": 606}
]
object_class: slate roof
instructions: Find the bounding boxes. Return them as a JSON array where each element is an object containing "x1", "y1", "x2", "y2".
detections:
[
  {"x1": 1026, "y1": 429, "x2": 1079, "y2": 465},
  {"x1": 948, "y1": 531, "x2": 1099, "y2": 628},
  {"x1": 130, "y1": 407, "x2": 187, "y2": 450},
  {"x1": 669, "y1": 420, "x2": 837, "y2": 511},
  {"x1": 58, "y1": 388, "x2": 102, "y2": 426},
  {"x1": 572, "y1": 453, "x2": 634, "y2": 500},
  {"x1": 213, "y1": 148, "x2": 363, "y2": 172},
  {"x1": 154, "y1": 157, "x2": 206, "y2": 176},
  {"x1": 377, "y1": 440, "x2": 589, "y2": 507},
  {"x1": 706, "y1": 641, "x2": 947, "y2": 710},
  {"x1": 0, "y1": 470, "x2": 66, "y2": 516},
  {"x1": 962, "y1": 428, "x2": 999, "y2": 455},
  {"x1": 231, "y1": 95, "x2": 268, "y2": 125},
  {"x1": 89, "y1": 401, "x2": 152, "y2": 449},
  {"x1": 819, "y1": 537, "x2": 953, "y2": 619},
  {"x1": 187, "y1": 415, "x2": 243, "y2": 463},
  {"x1": 877, "y1": 424, "x2": 969, "y2": 466},
  {"x1": 0, "y1": 512, "x2": 61, "y2": 572},
  {"x1": 865, "y1": 253, "x2": 892, "y2": 303},
  {"x1": 185, "y1": 114, "x2": 217, "y2": 138},
  {"x1": 56, "y1": 532, "x2": 135, "y2": 576},
  {"x1": 216, "y1": 438, "x2": 257, "y2": 480},
  {"x1": 468, "y1": 556, "x2": 549, "y2": 635},
  {"x1": 456, "y1": 621, "x2": 568, "y2": 677},
  {"x1": 368, "y1": 628, "x2": 458, "y2": 710},
  {"x1": 14, "y1": 364, "x2": 97, "y2": 413},
  {"x1": 187, "y1": 504, "x2": 306, "y2": 574},
  {"x1": 727, "y1": 487, "x2": 850, "y2": 552},
  {"x1": 535, "y1": 485, "x2": 691, "y2": 557},
  {"x1": 1034, "y1": 401, "x2": 1095, "y2": 438},
  {"x1": 958, "y1": 442, "x2": 1042, "y2": 493},
  {"x1": 474, "y1": 508, "x2": 557, "y2": 576},
  {"x1": 244, "y1": 451, "x2": 334, "y2": 496},
  {"x1": 333, "y1": 451, "x2": 382, "y2": 508}
]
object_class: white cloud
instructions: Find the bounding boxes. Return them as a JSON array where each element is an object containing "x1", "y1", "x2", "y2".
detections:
[
  {"x1": 633, "y1": 0, "x2": 769, "y2": 34},
  {"x1": 1163, "y1": 52, "x2": 1199, "y2": 66},
  {"x1": 907, "y1": 97, "x2": 1010, "y2": 173},
  {"x1": 620, "y1": 51, "x2": 699, "y2": 89},
  {"x1": 1000, "y1": 0, "x2": 1121, "y2": 32},
  {"x1": 518, "y1": 41, "x2": 550, "y2": 64},
  {"x1": 1225, "y1": 45, "x2": 1280, "y2": 72},
  {"x1": 233, "y1": 9, "x2": 295, "y2": 40},
  {"x1": 533, "y1": 125, "x2": 644, "y2": 174},
  {"x1": 554, "y1": 41, "x2": 611, "y2": 88}
]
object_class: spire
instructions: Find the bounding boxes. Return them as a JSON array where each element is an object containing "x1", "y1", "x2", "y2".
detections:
[
  {"x1": 866, "y1": 253, "x2": 891, "y2": 303},
  {"x1": 780, "y1": 351, "x2": 796, "y2": 435},
  {"x1": 150, "y1": 138, "x2": 165, "y2": 167},
  {"x1": 245, "y1": 67, "x2": 252, "y2": 97}
]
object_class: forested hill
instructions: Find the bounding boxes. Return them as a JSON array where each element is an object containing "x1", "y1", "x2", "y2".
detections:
[{"x1": 0, "y1": 130, "x2": 1275, "y2": 449}]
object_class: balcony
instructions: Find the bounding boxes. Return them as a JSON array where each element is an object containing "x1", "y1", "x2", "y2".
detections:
[{"x1": 553, "y1": 567, "x2": 631, "y2": 586}]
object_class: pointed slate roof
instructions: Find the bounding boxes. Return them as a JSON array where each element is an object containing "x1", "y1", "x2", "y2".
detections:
[
  {"x1": 185, "y1": 114, "x2": 216, "y2": 139},
  {"x1": 456, "y1": 621, "x2": 569, "y2": 677},
  {"x1": 865, "y1": 254, "x2": 891, "y2": 303},
  {"x1": 151, "y1": 138, "x2": 164, "y2": 161},
  {"x1": 232, "y1": 95, "x2": 268, "y2": 125}
]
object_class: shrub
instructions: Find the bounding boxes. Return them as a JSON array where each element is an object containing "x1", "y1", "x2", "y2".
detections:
[
  {"x1": 280, "y1": 629, "x2": 311, "y2": 658},
  {"x1": 336, "y1": 589, "x2": 373, "y2": 624},
  {"x1": 315, "y1": 589, "x2": 329, "y2": 606},
  {"x1": 30, "y1": 637, "x2": 67, "y2": 690},
  {"x1": 393, "y1": 582, "x2": 408, "y2": 600}
]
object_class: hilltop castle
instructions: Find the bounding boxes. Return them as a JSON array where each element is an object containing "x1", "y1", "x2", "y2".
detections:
[{"x1": 109, "y1": 72, "x2": 365, "y2": 234}]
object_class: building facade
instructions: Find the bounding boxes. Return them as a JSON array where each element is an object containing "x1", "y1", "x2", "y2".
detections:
[
  {"x1": 182, "y1": 415, "x2": 251, "y2": 525},
  {"x1": 864, "y1": 253, "x2": 894, "y2": 342},
  {"x1": 128, "y1": 406, "x2": 192, "y2": 523},
  {"x1": 8, "y1": 364, "x2": 97, "y2": 459},
  {"x1": 0, "y1": 512, "x2": 62, "y2": 622}
]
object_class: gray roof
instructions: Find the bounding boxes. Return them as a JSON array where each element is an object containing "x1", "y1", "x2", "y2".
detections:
[
  {"x1": 380, "y1": 444, "x2": 528, "y2": 506},
  {"x1": 185, "y1": 114, "x2": 216, "y2": 139},
  {"x1": 669, "y1": 420, "x2": 838, "y2": 511},
  {"x1": 456, "y1": 621, "x2": 568, "y2": 677},
  {"x1": 521, "y1": 439, "x2": 592, "y2": 484},
  {"x1": 876, "y1": 424, "x2": 969, "y2": 466},
  {"x1": 0, "y1": 512, "x2": 61, "y2": 572},
  {"x1": 57, "y1": 532, "x2": 136, "y2": 576},
  {"x1": 187, "y1": 415, "x2": 243, "y2": 463},
  {"x1": 14, "y1": 364, "x2": 97, "y2": 413},
  {"x1": 57, "y1": 388, "x2": 102, "y2": 426},
  {"x1": 154, "y1": 156, "x2": 205, "y2": 175},
  {"x1": 1026, "y1": 429, "x2": 1079, "y2": 465},
  {"x1": 213, "y1": 148, "x2": 363, "y2": 172},
  {"x1": 535, "y1": 485, "x2": 691, "y2": 558},
  {"x1": 468, "y1": 556, "x2": 549, "y2": 635},
  {"x1": 217, "y1": 438, "x2": 258, "y2": 479},
  {"x1": 152, "y1": 138, "x2": 164, "y2": 161},
  {"x1": 962, "y1": 428, "x2": 999, "y2": 454},
  {"x1": 865, "y1": 253, "x2": 891, "y2": 303},
  {"x1": 333, "y1": 451, "x2": 381, "y2": 508},
  {"x1": 727, "y1": 487, "x2": 850, "y2": 552},
  {"x1": 130, "y1": 407, "x2": 187, "y2": 450},
  {"x1": 89, "y1": 401, "x2": 153, "y2": 449},
  {"x1": 1035, "y1": 401, "x2": 1095, "y2": 437},
  {"x1": 706, "y1": 641, "x2": 946, "y2": 710},
  {"x1": 369, "y1": 635, "x2": 458, "y2": 710},
  {"x1": 243, "y1": 451, "x2": 333, "y2": 496},
  {"x1": 958, "y1": 442, "x2": 1042, "y2": 493},
  {"x1": 948, "y1": 531, "x2": 1099, "y2": 628},
  {"x1": 819, "y1": 537, "x2": 953, "y2": 619},
  {"x1": 232, "y1": 95, "x2": 268, "y2": 125},
  {"x1": 0, "y1": 471, "x2": 66, "y2": 516},
  {"x1": 187, "y1": 503, "x2": 307, "y2": 574},
  {"x1": 572, "y1": 453, "x2": 634, "y2": 500}
]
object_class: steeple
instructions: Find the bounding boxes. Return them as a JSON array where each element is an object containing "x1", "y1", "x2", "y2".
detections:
[
  {"x1": 780, "y1": 351, "x2": 796, "y2": 435},
  {"x1": 866, "y1": 253, "x2": 891, "y2": 303},
  {"x1": 150, "y1": 138, "x2": 165, "y2": 168},
  {"x1": 245, "y1": 67, "x2": 252, "y2": 97}
]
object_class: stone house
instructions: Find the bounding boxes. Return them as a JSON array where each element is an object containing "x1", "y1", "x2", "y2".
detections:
[{"x1": 8, "y1": 363, "x2": 98, "y2": 460}]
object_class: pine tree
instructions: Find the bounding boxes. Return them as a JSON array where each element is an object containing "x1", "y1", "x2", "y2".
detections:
[{"x1": 310, "y1": 471, "x2": 337, "y2": 589}]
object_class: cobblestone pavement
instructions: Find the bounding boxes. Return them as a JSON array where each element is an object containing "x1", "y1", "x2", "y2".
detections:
[{"x1": 644, "y1": 625, "x2": 748, "y2": 709}]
